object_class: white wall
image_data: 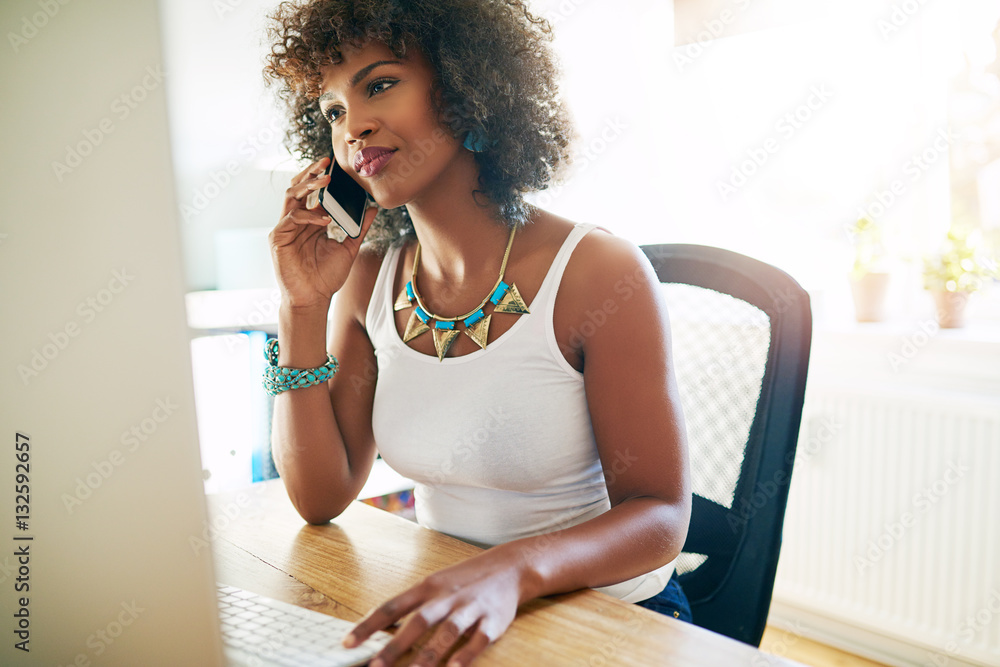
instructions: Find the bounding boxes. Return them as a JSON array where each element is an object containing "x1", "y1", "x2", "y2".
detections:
[
  {"x1": 161, "y1": 0, "x2": 998, "y2": 325},
  {"x1": 160, "y1": 0, "x2": 294, "y2": 290}
]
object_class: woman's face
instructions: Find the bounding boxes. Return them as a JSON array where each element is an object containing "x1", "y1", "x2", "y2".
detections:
[{"x1": 317, "y1": 41, "x2": 464, "y2": 210}]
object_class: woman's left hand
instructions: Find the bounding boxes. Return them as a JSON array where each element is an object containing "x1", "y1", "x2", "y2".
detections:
[{"x1": 343, "y1": 547, "x2": 532, "y2": 666}]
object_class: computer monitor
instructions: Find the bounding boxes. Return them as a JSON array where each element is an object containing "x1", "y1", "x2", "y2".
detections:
[{"x1": 1, "y1": 1, "x2": 226, "y2": 663}]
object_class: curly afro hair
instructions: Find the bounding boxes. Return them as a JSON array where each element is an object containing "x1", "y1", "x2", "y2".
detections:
[{"x1": 263, "y1": 0, "x2": 576, "y2": 248}]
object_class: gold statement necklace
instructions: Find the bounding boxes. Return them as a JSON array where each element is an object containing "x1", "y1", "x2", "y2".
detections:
[{"x1": 394, "y1": 226, "x2": 530, "y2": 361}]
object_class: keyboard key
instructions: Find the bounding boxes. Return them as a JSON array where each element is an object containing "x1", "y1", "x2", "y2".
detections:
[{"x1": 216, "y1": 584, "x2": 390, "y2": 667}]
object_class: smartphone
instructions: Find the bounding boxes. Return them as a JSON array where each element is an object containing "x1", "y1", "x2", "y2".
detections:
[{"x1": 317, "y1": 150, "x2": 370, "y2": 239}]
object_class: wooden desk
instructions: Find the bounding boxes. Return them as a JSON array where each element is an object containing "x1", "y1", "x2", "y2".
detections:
[{"x1": 209, "y1": 479, "x2": 801, "y2": 666}]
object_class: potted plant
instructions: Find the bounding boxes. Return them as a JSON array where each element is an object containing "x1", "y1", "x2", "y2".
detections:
[
  {"x1": 922, "y1": 227, "x2": 997, "y2": 328},
  {"x1": 847, "y1": 216, "x2": 890, "y2": 322}
]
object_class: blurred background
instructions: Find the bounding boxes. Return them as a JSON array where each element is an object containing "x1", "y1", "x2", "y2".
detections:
[{"x1": 164, "y1": 0, "x2": 1000, "y2": 324}]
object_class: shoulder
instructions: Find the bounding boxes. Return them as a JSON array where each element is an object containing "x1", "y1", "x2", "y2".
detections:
[
  {"x1": 336, "y1": 241, "x2": 399, "y2": 327},
  {"x1": 531, "y1": 211, "x2": 662, "y2": 363},
  {"x1": 355, "y1": 241, "x2": 394, "y2": 281},
  {"x1": 559, "y1": 222, "x2": 658, "y2": 318},
  {"x1": 522, "y1": 209, "x2": 650, "y2": 280},
  {"x1": 569, "y1": 226, "x2": 652, "y2": 288}
]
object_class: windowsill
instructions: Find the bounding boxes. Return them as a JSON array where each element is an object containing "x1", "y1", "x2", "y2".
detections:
[
  {"x1": 808, "y1": 315, "x2": 1000, "y2": 395},
  {"x1": 184, "y1": 288, "x2": 337, "y2": 336},
  {"x1": 184, "y1": 287, "x2": 999, "y2": 391},
  {"x1": 815, "y1": 318, "x2": 1000, "y2": 344}
]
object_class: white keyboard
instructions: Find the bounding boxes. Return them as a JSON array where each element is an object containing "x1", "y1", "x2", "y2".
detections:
[{"x1": 217, "y1": 584, "x2": 392, "y2": 667}]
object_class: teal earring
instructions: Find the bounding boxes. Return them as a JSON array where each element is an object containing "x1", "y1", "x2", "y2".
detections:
[{"x1": 463, "y1": 128, "x2": 488, "y2": 153}]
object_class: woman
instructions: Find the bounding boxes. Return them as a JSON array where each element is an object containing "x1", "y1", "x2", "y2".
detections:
[{"x1": 263, "y1": 1, "x2": 691, "y2": 664}]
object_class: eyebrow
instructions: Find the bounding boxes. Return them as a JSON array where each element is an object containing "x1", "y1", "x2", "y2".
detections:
[{"x1": 317, "y1": 60, "x2": 402, "y2": 104}]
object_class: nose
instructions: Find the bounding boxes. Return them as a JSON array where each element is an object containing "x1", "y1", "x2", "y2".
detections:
[{"x1": 344, "y1": 110, "x2": 377, "y2": 144}]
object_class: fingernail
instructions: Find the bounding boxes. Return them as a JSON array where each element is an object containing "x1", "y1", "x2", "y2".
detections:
[
  {"x1": 369, "y1": 658, "x2": 384, "y2": 667},
  {"x1": 342, "y1": 632, "x2": 357, "y2": 648}
]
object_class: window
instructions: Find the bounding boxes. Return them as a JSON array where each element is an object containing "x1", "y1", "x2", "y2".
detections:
[{"x1": 527, "y1": 0, "x2": 1000, "y2": 323}]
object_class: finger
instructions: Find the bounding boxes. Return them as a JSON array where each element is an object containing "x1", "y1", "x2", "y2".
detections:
[
  {"x1": 279, "y1": 177, "x2": 331, "y2": 222},
  {"x1": 305, "y1": 187, "x2": 320, "y2": 210},
  {"x1": 413, "y1": 612, "x2": 478, "y2": 667},
  {"x1": 344, "y1": 592, "x2": 422, "y2": 648},
  {"x1": 269, "y1": 214, "x2": 330, "y2": 251},
  {"x1": 285, "y1": 172, "x2": 331, "y2": 207},
  {"x1": 270, "y1": 210, "x2": 332, "y2": 247},
  {"x1": 368, "y1": 603, "x2": 453, "y2": 667},
  {"x1": 289, "y1": 156, "x2": 330, "y2": 187},
  {"x1": 441, "y1": 624, "x2": 494, "y2": 667},
  {"x1": 285, "y1": 208, "x2": 333, "y2": 228}
]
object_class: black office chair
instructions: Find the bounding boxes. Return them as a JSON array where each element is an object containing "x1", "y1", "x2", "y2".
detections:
[{"x1": 640, "y1": 244, "x2": 812, "y2": 647}]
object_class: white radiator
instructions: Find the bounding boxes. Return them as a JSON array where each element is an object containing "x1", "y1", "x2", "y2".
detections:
[{"x1": 771, "y1": 383, "x2": 1000, "y2": 667}]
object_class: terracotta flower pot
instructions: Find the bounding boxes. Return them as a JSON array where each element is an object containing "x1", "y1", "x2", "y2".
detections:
[
  {"x1": 849, "y1": 272, "x2": 890, "y2": 322},
  {"x1": 931, "y1": 289, "x2": 971, "y2": 328}
]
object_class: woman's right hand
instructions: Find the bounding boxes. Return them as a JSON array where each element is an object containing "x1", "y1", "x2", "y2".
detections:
[{"x1": 269, "y1": 156, "x2": 378, "y2": 309}]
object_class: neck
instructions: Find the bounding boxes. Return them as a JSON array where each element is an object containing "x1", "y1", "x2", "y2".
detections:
[{"x1": 404, "y1": 154, "x2": 515, "y2": 284}]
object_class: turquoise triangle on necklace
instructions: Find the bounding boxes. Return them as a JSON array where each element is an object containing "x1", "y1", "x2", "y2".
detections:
[
  {"x1": 464, "y1": 312, "x2": 491, "y2": 350},
  {"x1": 432, "y1": 324, "x2": 460, "y2": 361},
  {"x1": 402, "y1": 305, "x2": 430, "y2": 342},
  {"x1": 394, "y1": 281, "x2": 415, "y2": 311},
  {"x1": 491, "y1": 281, "x2": 530, "y2": 315}
]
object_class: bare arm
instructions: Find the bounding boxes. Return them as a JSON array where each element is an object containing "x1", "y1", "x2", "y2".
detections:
[
  {"x1": 269, "y1": 260, "x2": 381, "y2": 524},
  {"x1": 514, "y1": 230, "x2": 690, "y2": 594},
  {"x1": 267, "y1": 156, "x2": 382, "y2": 524}
]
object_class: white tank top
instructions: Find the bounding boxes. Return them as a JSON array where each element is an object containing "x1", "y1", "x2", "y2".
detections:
[{"x1": 365, "y1": 223, "x2": 674, "y2": 602}]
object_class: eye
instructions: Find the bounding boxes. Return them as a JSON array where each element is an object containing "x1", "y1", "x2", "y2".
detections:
[
  {"x1": 322, "y1": 105, "x2": 343, "y2": 124},
  {"x1": 321, "y1": 78, "x2": 398, "y2": 124},
  {"x1": 369, "y1": 78, "x2": 397, "y2": 96}
]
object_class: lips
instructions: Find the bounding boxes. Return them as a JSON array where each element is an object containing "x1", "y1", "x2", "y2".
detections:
[{"x1": 353, "y1": 147, "x2": 396, "y2": 177}]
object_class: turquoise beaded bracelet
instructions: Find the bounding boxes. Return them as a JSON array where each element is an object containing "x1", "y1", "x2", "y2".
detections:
[{"x1": 262, "y1": 338, "x2": 339, "y2": 397}]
